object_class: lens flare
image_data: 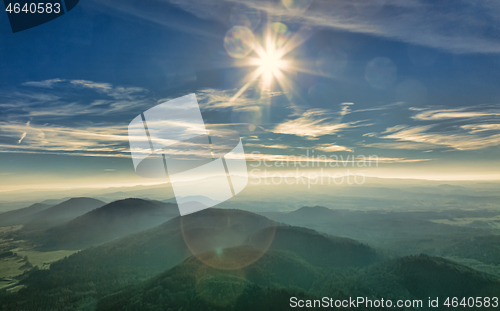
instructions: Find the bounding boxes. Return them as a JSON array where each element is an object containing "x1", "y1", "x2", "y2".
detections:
[
  {"x1": 230, "y1": 5, "x2": 261, "y2": 30},
  {"x1": 224, "y1": 26, "x2": 256, "y2": 59},
  {"x1": 180, "y1": 210, "x2": 276, "y2": 270},
  {"x1": 282, "y1": 0, "x2": 313, "y2": 12}
]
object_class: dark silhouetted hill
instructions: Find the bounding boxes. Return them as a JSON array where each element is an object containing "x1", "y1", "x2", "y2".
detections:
[
  {"x1": 41, "y1": 198, "x2": 180, "y2": 250},
  {"x1": 248, "y1": 226, "x2": 383, "y2": 268},
  {"x1": 19, "y1": 209, "x2": 277, "y2": 296},
  {"x1": 0, "y1": 203, "x2": 52, "y2": 226},
  {"x1": 21, "y1": 198, "x2": 105, "y2": 231},
  {"x1": 358, "y1": 255, "x2": 500, "y2": 304},
  {"x1": 438, "y1": 235, "x2": 500, "y2": 265},
  {"x1": 95, "y1": 246, "x2": 354, "y2": 311}
]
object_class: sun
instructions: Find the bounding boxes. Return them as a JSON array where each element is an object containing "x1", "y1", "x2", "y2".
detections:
[
  {"x1": 256, "y1": 49, "x2": 286, "y2": 74},
  {"x1": 227, "y1": 21, "x2": 312, "y2": 102},
  {"x1": 250, "y1": 47, "x2": 289, "y2": 91},
  {"x1": 230, "y1": 34, "x2": 294, "y2": 101}
]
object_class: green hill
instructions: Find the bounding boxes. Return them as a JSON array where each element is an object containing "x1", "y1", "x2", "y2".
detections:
[
  {"x1": 0, "y1": 209, "x2": 278, "y2": 310},
  {"x1": 438, "y1": 235, "x2": 500, "y2": 265},
  {"x1": 95, "y1": 250, "x2": 500, "y2": 311},
  {"x1": 95, "y1": 246, "x2": 352, "y2": 311},
  {"x1": 21, "y1": 198, "x2": 106, "y2": 232},
  {"x1": 1, "y1": 208, "x2": 499, "y2": 311},
  {"x1": 248, "y1": 226, "x2": 383, "y2": 268},
  {"x1": 40, "y1": 198, "x2": 179, "y2": 250},
  {"x1": 0, "y1": 203, "x2": 52, "y2": 226},
  {"x1": 355, "y1": 255, "x2": 500, "y2": 309}
]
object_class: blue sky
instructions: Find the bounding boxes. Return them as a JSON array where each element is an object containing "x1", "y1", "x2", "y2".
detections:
[{"x1": 0, "y1": 0, "x2": 499, "y2": 191}]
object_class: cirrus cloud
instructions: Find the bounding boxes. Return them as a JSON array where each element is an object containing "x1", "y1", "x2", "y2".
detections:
[{"x1": 164, "y1": 0, "x2": 500, "y2": 54}]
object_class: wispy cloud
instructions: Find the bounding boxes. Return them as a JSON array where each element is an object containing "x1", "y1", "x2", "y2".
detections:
[
  {"x1": 273, "y1": 110, "x2": 350, "y2": 137},
  {"x1": 71, "y1": 80, "x2": 113, "y2": 91},
  {"x1": 244, "y1": 143, "x2": 291, "y2": 149},
  {"x1": 246, "y1": 152, "x2": 430, "y2": 164},
  {"x1": 0, "y1": 83, "x2": 287, "y2": 158},
  {"x1": 70, "y1": 80, "x2": 148, "y2": 100},
  {"x1": 382, "y1": 126, "x2": 500, "y2": 150},
  {"x1": 411, "y1": 107, "x2": 500, "y2": 121},
  {"x1": 165, "y1": 0, "x2": 500, "y2": 54},
  {"x1": 22, "y1": 78, "x2": 148, "y2": 101},
  {"x1": 315, "y1": 144, "x2": 352, "y2": 152},
  {"x1": 461, "y1": 124, "x2": 500, "y2": 133},
  {"x1": 91, "y1": 0, "x2": 221, "y2": 39},
  {"x1": 244, "y1": 142, "x2": 352, "y2": 152},
  {"x1": 362, "y1": 104, "x2": 500, "y2": 150},
  {"x1": 22, "y1": 78, "x2": 65, "y2": 89},
  {"x1": 363, "y1": 141, "x2": 435, "y2": 150},
  {"x1": 0, "y1": 79, "x2": 152, "y2": 157},
  {"x1": 196, "y1": 88, "x2": 283, "y2": 110},
  {"x1": 0, "y1": 121, "x2": 131, "y2": 157},
  {"x1": 0, "y1": 79, "x2": 151, "y2": 120},
  {"x1": 272, "y1": 103, "x2": 354, "y2": 137}
]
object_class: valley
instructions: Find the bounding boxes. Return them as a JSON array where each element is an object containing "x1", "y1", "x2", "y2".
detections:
[{"x1": 0, "y1": 195, "x2": 498, "y2": 310}]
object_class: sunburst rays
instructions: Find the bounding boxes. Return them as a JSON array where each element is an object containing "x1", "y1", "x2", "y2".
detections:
[{"x1": 226, "y1": 21, "x2": 311, "y2": 102}]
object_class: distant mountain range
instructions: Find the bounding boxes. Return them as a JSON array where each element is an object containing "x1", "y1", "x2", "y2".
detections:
[
  {"x1": 281, "y1": 205, "x2": 340, "y2": 222},
  {"x1": 20, "y1": 197, "x2": 106, "y2": 232},
  {"x1": 1, "y1": 201, "x2": 499, "y2": 311},
  {"x1": 263, "y1": 206, "x2": 495, "y2": 256},
  {"x1": 40, "y1": 198, "x2": 180, "y2": 250},
  {"x1": 0, "y1": 203, "x2": 53, "y2": 226},
  {"x1": 163, "y1": 195, "x2": 220, "y2": 207},
  {"x1": 2, "y1": 178, "x2": 499, "y2": 214}
]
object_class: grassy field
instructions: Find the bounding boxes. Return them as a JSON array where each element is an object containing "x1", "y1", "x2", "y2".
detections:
[
  {"x1": 0, "y1": 231, "x2": 78, "y2": 291},
  {"x1": 0, "y1": 225, "x2": 22, "y2": 234},
  {"x1": 14, "y1": 249, "x2": 77, "y2": 270},
  {"x1": 0, "y1": 279, "x2": 20, "y2": 291},
  {"x1": 0, "y1": 255, "x2": 27, "y2": 279},
  {"x1": 0, "y1": 249, "x2": 78, "y2": 291}
]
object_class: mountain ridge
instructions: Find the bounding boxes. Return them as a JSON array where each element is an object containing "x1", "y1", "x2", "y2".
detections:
[
  {"x1": 21, "y1": 197, "x2": 106, "y2": 231},
  {"x1": 0, "y1": 203, "x2": 52, "y2": 226},
  {"x1": 40, "y1": 198, "x2": 180, "y2": 250}
]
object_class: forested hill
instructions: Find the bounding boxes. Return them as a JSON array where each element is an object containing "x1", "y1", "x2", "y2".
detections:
[
  {"x1": 40, "y1": 198, "x2": 179, "y2": 249},
  {"x1": 1, "y1": 208, "x2": 498, "y2": 311}
]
